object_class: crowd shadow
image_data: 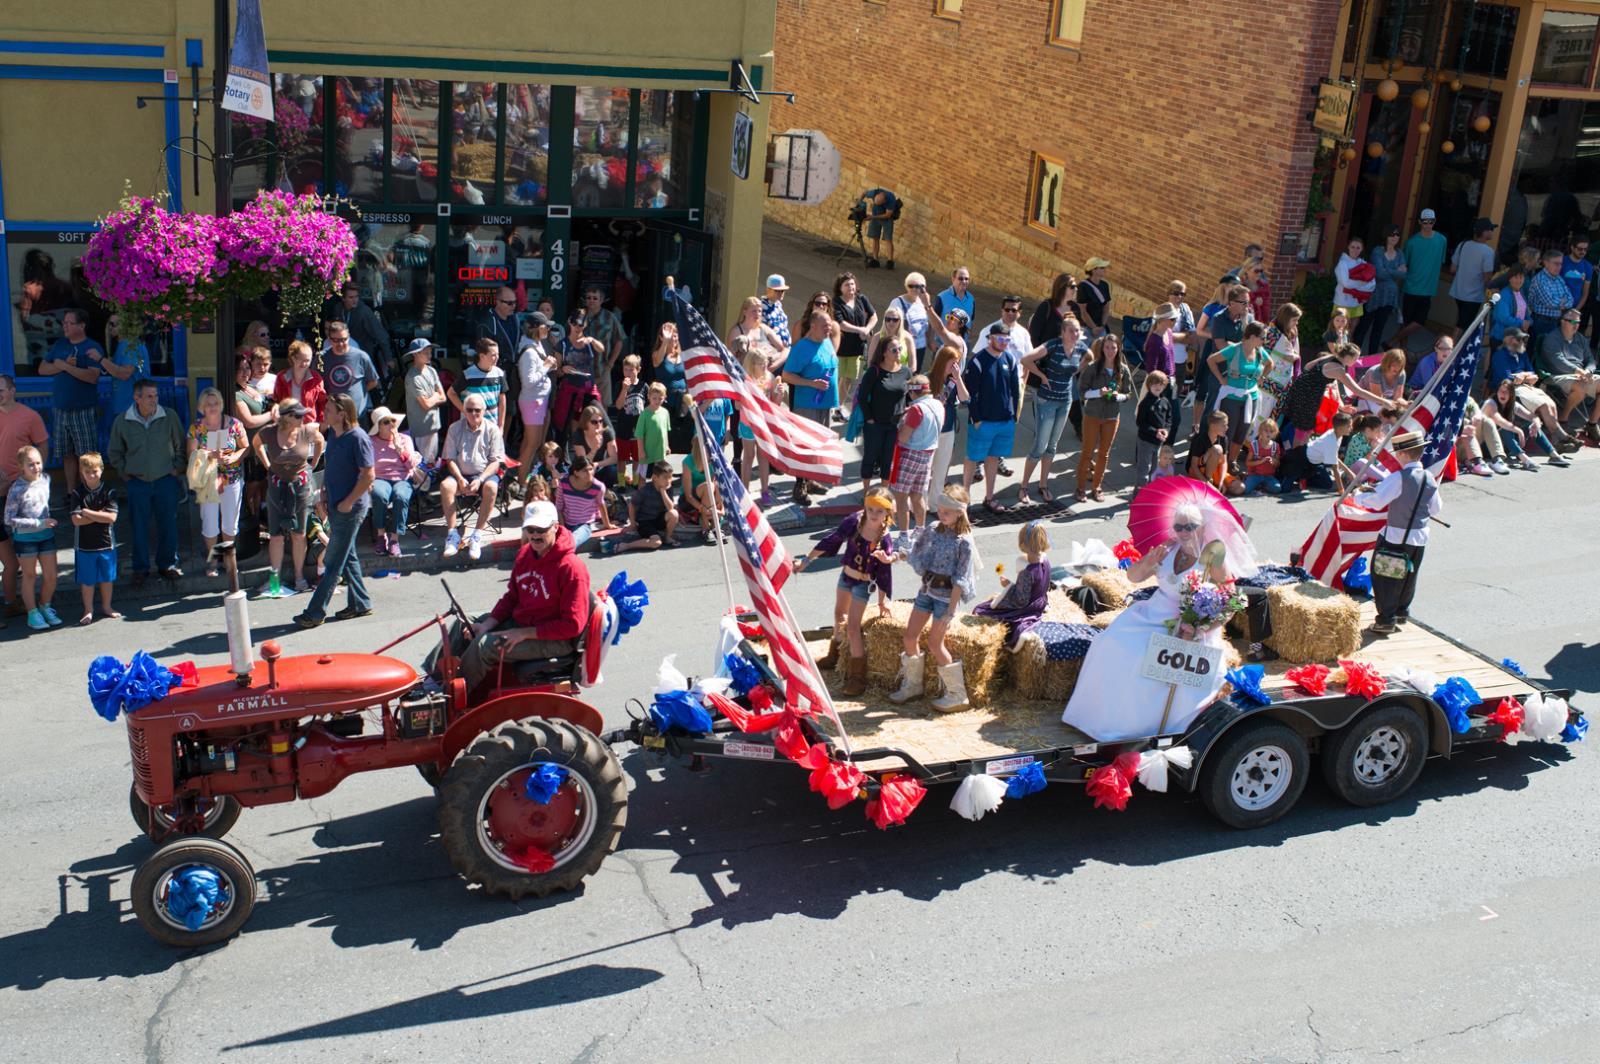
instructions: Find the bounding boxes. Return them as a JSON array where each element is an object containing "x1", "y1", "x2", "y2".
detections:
[
  {"x1": 0, "y1": 795, "x2": 589, "y2": 993},
  {"x1": 617, "y1": 737, "x2": 1574, "y2": 931}
]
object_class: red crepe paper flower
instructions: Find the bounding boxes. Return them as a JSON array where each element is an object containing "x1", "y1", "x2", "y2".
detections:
[
  {"x1": 1285, "y1": 663, "x2": 1329, "y2": 697},
  {"x1": 774, "y1": 718, "x2": 811, "y2": 763},
  {"x1": 747, "y1": 685, "x2": 774, "y2": 710},
  {"x1": 1339, "y1": 659, "x2": 1386, "y2": 699},
  {"x1": 803, "y1": 747, "x2": 865, "y2": 810},
  {"x1": 1488, "y1": 697, "x2": 1524, "y2": 742},
  {"x1": 1085, "y1": 751, "x2": 1141, "y2": 812},
  {"x1": 505, "y1": 845, "x2": 555, "y2": 874},
  {"x1": 169, "y1": 661, "x2": 200, "y2": 687},
  {"x1": 705, "y1": 691, "x2": 786, "y2": 733},
  {"x1": 866, "y1": 774, "x2": 926, "y2": 829},
  {"x1": 1113, "y1": 538, "x2": 1143, "y2": 563}
]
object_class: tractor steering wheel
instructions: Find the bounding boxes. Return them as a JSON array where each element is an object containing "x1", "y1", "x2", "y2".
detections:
[{"x1": 440, "y1": 578, "x2": 474, "y2": 634}]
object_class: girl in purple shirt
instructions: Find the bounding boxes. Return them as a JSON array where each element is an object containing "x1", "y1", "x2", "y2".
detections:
[{"x1": 793, "y1": 485, "x2": 896, "y2": 695}]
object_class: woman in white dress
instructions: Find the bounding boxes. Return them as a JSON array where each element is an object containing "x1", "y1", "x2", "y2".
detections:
[{"x1": 1062, "y1": 502, "x2": 1257, "y2": 740}]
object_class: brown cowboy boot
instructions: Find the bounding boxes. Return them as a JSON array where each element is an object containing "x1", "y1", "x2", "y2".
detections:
[
  {"x1": 816, "y1": 630, "x2": 842, "y2": 670},
  {"x1": 842, "y1": 655, "x2": 868, "y2": 696}
]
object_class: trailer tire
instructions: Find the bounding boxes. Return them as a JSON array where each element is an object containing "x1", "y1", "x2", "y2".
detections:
[
  {"x1": 1199, "y1": 720, "x2": 1309, "y2": 829},
  {"x1": 1319, "y1": 703, "x2": 1428, "y2": 807},
  {"x1": 437, "y1": 717, "x2": 626, "y2": 900},
  {"x1": 130, "y1": 784, "x2": 242, "y2": 841},
  {"x1": 130, "y1": 836, "x2": 257, "y2": 948}
]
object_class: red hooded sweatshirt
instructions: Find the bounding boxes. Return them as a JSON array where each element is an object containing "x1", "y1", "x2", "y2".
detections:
[{"x1": 489, "y1": 525, "x2": 591, "y2": 639}]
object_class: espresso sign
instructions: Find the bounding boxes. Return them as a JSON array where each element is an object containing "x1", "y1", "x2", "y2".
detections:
[{"x1": 1314, "y1": 80, "x2": 1357, "y2": 139}]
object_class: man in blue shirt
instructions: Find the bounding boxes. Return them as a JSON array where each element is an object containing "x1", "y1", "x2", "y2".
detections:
[
  {"x1": 760, "y1": 274, "x2": 791, "y2": 347},
  {"x1": 961, "y1": 325, "x2": 1021, "y2": 513},
  {"x1": 860, "y1": 187, "x2": 898, "y2": 269},
  {"x1": 319, "y1": 320, "x2": 381, "y2": 421},
  {"x1": 1390, "y1": 209, "x2": 1448, "y2": 350},
  {"x1": 1561, "y1": 237, "x2": 1593, "y2": 335},
  {"x1": 38, "y1": 308, "x2": 107, "y2": 493},
  {"x1": 932, "y1": 266, "x2": 974, "y2": 326},
  {"x1": 296, "y1": 393, "x2": 375, "y2": 628}
]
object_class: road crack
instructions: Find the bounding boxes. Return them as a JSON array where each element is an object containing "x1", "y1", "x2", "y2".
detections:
[
  {"x1": 616, "y1": 852, "x2": 707, "y2": 991},
  {"x1": 144, "y1": 954, "x2": 202, "y2": 1064}
]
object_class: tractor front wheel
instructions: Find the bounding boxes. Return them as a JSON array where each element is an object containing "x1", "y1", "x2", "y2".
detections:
[
  {"x1": 130, "y1": 837, "x2": 257, "y2": 948},
  {"x1": 130, "y1": 784, "x2": 242, "y2": 841},
  {"x1": 436, "y1": 717, "x2": 626, "y2": 900}
]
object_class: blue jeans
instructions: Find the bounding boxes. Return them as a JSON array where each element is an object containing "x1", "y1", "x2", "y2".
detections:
[
  {"x1": 125, "y1": 474, "x2": 181, "y2": 573},
  {"x1": 566, "y1": 522, "x2": 593, "y2": 549},
  {"x1": 303, "y1": 499, "x2": 372, "y2": 620},
  {"x1": 1244, "y1": 474, "x2": 1282, "y2": 494},
  {"x1": 1030, "y1": 398, "x2": 1071, "y2": 459},
  {"x1": 369, "y1": 478, "x2": 414, "y2": 535}
]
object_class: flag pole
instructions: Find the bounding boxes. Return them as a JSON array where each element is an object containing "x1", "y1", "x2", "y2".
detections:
[
  {"x1": 1342, "y1": 294, "x2": 1497, "y2": 499},
  {"x1": 691, "y1": 407, "x2": 740, "y2": 617}
]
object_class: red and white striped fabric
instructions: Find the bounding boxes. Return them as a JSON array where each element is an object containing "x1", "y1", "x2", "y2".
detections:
[
  {"x1": 1298, "y1": 494, "x2": 1392, "y2": 589},
  {"x1": 673, "y1": 291, "x2": 844, "y2": 486}
]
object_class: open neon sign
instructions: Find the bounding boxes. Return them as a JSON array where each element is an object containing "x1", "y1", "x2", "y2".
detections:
[{"x1": 457, "y1": 266, "x2": 509, "y2": 282}]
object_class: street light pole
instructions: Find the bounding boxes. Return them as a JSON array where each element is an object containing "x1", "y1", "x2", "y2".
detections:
[{"x1": 213, "y1": 0, "x2": 236, "y2": 405}]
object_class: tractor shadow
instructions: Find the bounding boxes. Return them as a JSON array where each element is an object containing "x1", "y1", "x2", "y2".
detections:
[
  {"x1": 616, "y1": 739, "x2": 1574, "y2": 931},
  {"x1": 0, "y1": 795, "x2": 587, "y2": 993}
]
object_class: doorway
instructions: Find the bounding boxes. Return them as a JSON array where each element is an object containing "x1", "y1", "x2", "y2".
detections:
[{"x1": 1340, "y1": 91, "x2": 1426, "y2": 250}]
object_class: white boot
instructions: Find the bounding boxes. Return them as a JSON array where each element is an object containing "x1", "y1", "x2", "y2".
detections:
[
  {"x1": 930, "y1": 661, "x2": 969, "y2": 713},
  {"x1": 888, "y1": 652, "x2": 925, "y2": 703}
]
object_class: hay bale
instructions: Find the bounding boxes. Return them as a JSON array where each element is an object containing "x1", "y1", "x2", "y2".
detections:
[
  {"x1": 1264, "y1": 582, "x2": 1362, "y2": 663},
  {"x1": 1013, "y1": 624, "x2": 1095, "y2": 700},
  {"x1": 861, "y1": 599, "x2": 1011, "y2": 704},
  {"x1": 1039, "y1": 590, "x2": 1089, "y2": 625},
  {"x1": 1079, "y1": 567, "x2": 1151, "y2": 611},
  {"x1": 1089, "y1": 607, "x2": 1125, "y2": 630}
]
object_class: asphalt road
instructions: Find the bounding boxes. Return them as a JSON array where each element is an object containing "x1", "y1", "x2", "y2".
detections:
[{"x1": 2, "y1": 431, "x2": 1596, "y2": 1063}]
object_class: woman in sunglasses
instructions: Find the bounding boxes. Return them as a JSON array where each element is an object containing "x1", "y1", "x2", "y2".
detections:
[{"x1": 1062, "y1": 500, "x2": 1258, "y2": 740}]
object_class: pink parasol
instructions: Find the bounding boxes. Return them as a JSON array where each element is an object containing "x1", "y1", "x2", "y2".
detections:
[{"x1": 1126, "y1": 476, "x2": 1246, "y2": 556}]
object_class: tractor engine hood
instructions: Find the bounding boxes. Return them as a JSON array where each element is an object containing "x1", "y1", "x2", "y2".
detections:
[{"x1": 139, "y1": 654, "x2": 420, "y2": 725}]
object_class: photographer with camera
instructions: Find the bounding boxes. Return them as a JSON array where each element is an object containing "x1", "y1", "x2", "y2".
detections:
[{"x1": 859, "y1": 187, "x2": 901, "y2": 269}]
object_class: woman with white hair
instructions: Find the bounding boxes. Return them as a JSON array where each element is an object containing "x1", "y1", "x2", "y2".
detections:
[{"x1": 1062, "y1": 500, "x2": 1257, "y2": 740}]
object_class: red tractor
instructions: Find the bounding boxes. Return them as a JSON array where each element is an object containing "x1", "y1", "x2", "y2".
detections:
[{"x1": 122, "y1": 581, "x2": 628, "y2": 947}]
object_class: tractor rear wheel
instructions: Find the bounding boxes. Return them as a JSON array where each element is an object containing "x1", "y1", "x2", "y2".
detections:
[
  {"x1": 130, "y1": 836, "x2": 257, "y2": 948},
  {"x1": 130, "y1": 784, "x2": 242, "y2": 841},
  {"x1": 436, "y1": 717, "x2": 626, "y2": 900}
]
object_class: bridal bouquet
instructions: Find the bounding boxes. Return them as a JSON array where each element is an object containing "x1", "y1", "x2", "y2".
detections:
[{"x1": 1164, "y1": 569, "x2": 1247, "y2": 640}]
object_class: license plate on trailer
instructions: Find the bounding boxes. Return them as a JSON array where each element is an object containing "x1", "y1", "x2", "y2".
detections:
[
  {"x1": 723, "y1": 740, "x2": 775, "y2": 761},
  {"x1": 984, "y1": 755, "x2": 1036, "y2": 776}
]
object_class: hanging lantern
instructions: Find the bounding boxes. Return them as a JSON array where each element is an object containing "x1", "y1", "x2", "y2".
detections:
[
  {"x1": 1367, "y1": 141, "x2": 1386, "y2": 158},
  {"x1": 1340, "y1": 146, "x2": 1359, "y2": 163},
  {"x1": 1436, "y1": 71, "x2": 1452, "y2": 84},
  {"x1": 1411, "y1": 88, "x2": 1431, "y2": 110},
  {"x1": 1472, "y1": 114, "x2": 1492, "y2": 133},
  {"x1": 1377, "y1": 79, "x2": 1400, "y2": 102},
  {"x1": 1441, "y1": 139, "x2": 1457, "y2": 154},
  {"x1": 1450, "y1": 78, "x2": 1463, "y2": 92},
  {"x1": 1418, "y1": 121, "x2": 1432, "y2": 134}
]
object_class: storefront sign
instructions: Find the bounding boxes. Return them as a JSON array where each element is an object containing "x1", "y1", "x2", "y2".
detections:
[
  {"x1": 731, "y1": 110, "x2": 752, "y2": 180},
  {"x1": 220, "y1": 0, "x2": 273, "y2": 121},
  {"x1": 1140, "y1": 635, "x2": 1222, "y2": 689},
  {"x1": 1313, "y1": 80, "x2": 1357, "y2": 140}
]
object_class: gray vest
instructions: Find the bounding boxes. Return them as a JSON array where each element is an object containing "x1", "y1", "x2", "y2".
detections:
[{"x1": 1386, "y1": 466, "x2": 1436, "y2": 534}]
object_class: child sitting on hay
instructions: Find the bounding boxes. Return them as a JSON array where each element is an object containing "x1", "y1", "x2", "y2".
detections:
[
  {"x1": 794, "y1": 486, "x2": 896, "y2": 696},
  {"x1": 888, "y1": 485, "x2": 979, "y2": 712},
  {"x1": 973, "y1": 520, "x2": 1052, "y2": 649}
]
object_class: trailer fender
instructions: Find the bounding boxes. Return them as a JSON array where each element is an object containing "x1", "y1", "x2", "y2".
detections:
[
  {"x1": 1173, "y1": 694, "x2": 1450, "y2": 792},
  {"x1": 439, "y1": 692, "x2": 606, "y2": 767}
]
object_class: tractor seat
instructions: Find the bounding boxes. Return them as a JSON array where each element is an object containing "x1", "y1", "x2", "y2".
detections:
[{"x1": 512, "y1": 653, "x2": 581, "y2": 684}]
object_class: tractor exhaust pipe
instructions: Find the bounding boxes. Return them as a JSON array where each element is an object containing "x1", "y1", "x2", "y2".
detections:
[{"x1": 225, "y1": 590, "x2": 255, "y2": 685}]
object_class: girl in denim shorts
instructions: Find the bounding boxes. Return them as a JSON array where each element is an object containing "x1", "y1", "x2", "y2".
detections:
[
  {"x1": 794, "y1": 485, "x2": 896, "y2": 696},
  {"x1": 888, "y1": 484, "x2": 978, "y2": 712}
]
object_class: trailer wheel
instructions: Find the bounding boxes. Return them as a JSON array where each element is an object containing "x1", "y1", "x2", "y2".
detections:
[
  {"x1": 130, "y1": 784, "x2": 242, "y2": 841},
  {"x1": 1199, "y1": 720, "x2": 1309, "y2": 829},
  {"x1": 436, "y1": 717, "x2": 626, "y2": 900},
  {"x1": 1319, "y1": 704, "x2": 1428, "y2": 807},
  {"x1": 130, "y1": 837, "x2": 257, "y2": 948}
]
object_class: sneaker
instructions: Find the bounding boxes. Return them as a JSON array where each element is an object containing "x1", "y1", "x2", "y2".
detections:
[
  {"x1": 334, "y1": 604, "x2": 374, "y2": 620},
  {"x1": 1519, "y1": 456, "x2": 1540, "y2": 471},
  {"x1": 26, "y1": 608, "x2": 48, "y2": 631},
  {"x1": 1556, "y1": 436, "x2": 1583, "y2": 453},
  {"x1": 443, "y1": 528, "x2": 462, "y2": 558},
  {"x1": 388, "y1": 538, "x2": 403, "y2": 557},
  {"x1": 1548, "y1": 452, "x2": 1572, "y2": 467},
  {"x1": 1469, "y1": 460, "x2": 1492, "y2": 477},
  {"x1": 758, "y1": 489, "x2": 774, "y2": 508},
  {"x1": 41, "y1": 605, "x2": 63, "y2": 627},
  {"x1": 1490, "y1": 458, "x2": 1511, "y2": 475},
  {"x1": 375, "y1": 532, "x2": 389, "y2": 555},
  {"x1": 294, "y1": 578, "x2": 311, "y2": 593},
  {"x1": 467, "y1": 530, "x2": 483, "y2": 561}
]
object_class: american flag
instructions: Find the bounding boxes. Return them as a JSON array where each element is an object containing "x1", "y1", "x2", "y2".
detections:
[
  {"x1": 692, "y1": 407, "x2": 851, "y2": 746},
  {"x1": 671, "y1": 289, "x2": 844, "y2": 486},
  {"x1": 1300, "y1": 319, "x2": 1487, "y2": 588}
]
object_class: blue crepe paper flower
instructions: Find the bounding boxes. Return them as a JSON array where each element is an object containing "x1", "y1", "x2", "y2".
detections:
[
  {"x1": 524, "y1": 763, "x2": 570, "y2": 804},
  {"x1": 724, "y1": 652, "x2": 763, "y2": 696},
  {"x1": 1005, "y1": 762, "x2": 1047, "y2": 798},
  {"x1": 1500, "y1": 658, "x2": 1526, "y2": 678},
  {"x1": 606, "y1": 571, "x2": 649, "y2": 645},
  {"x1": 1562, "y1": 717, "x2": 1588, "y2": 743},
  {"x1": 165, "y1": 867, "x2": 222, "y2": 931},
  {"x1": 649, "y1": 689, "x2": 714, "y2": 734},
  {"x1": 1343, "y1": 557, "x2": 1372, "y2": 595},
  {"x1": 87, "y1": 651, "x2": 181, "y2": 722},
  {"x1": 1227, "y1": 665, "x2": 1272, "y2": 708},
  {"x1": 1432, "y1": 676, "x2": 1481, "y2": 735},
  {"x1": 1118, "y1": 557, "x2": 1132, "y2": 570}
]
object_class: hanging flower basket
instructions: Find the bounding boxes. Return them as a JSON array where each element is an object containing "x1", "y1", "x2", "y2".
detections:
[{"x1": 218, "y1": 189, "x2": 358, "y2": 322}]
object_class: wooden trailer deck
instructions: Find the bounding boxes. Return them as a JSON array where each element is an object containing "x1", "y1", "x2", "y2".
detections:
[{"x1": 805, "y1": 600, "x2": 1528, "y2": 772}]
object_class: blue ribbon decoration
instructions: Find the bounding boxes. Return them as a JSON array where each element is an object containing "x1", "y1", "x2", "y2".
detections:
[
  {"x1": 1562, "y1": 717, "x2": 1588, "y2": 743},
  {"x1": 1343, "y1": 557, "x2": 1372, "y2": 595},
  {"x1": 1005, "y1": 761, "x2": 1048, "y2": 798},
  {"x1": 649, "y1": 689, "x2": 714, "y2": 734},
  {"x1": 606, "y1": 570, "x2": 649, "y2": 645},
  {"x1": 524, "y1": 763, "x2": 570, "y2": 804},
  {"x1": 1117, "y1": 556, "x2": 1133, "y2": 570},
  {"x1": 1432, "y1": 676, "x2": 1481, "y2": 735},
  {"x1": 1226, "y1": 664, "x2": 1273, "y2": 708},
  {"x1": 87, "y1": 651, "x2": 182, "y2": 723},
  {"x1": 1500, "y1": 658, "x2": 1526, "y2": 678},
  {"x1": 164, "y1": 867, "x2": 222, "y2": 932},
  {"x1": 724, "y1": 652, "x2": 764, "y2": 696}
]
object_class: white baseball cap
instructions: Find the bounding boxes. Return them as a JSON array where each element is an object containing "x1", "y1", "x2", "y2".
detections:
[
  {"x1": 522, "y1": 500, "x2": 558, "y2": 530},
  {"x1": 1419, "y1": 208, "x2": 1437, "y2": 222},
  {"x1": 765, "y1": 274, "x2": 789, "y2": 291}
]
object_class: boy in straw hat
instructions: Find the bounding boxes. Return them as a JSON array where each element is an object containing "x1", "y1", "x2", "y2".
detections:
[{"x1": 1361, "y1": 430, "x2": 1441, "y2": 635}]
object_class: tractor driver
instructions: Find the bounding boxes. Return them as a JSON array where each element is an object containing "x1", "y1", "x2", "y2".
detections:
[{"x1": 457, "y1": 500, "x2": 592, "y2": 693}]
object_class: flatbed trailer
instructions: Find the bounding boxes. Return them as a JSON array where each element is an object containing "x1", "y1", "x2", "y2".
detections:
[{"x1": 613, "y1": 599, "x2": 1581, "y2": 828}]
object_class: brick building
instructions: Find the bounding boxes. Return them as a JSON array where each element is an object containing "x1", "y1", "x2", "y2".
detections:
[{"x1": 765, "y1": 0, "x2": 1342, "y2": 318}]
